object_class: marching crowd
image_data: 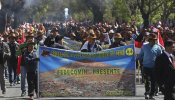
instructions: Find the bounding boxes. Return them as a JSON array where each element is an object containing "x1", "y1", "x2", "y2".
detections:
[{"x1": 0, "y1": 21, "x2": 175, "y2": 100}]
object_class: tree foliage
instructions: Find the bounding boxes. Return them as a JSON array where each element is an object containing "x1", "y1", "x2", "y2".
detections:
[{"x1": 0, "y1": 0, "x2": 175, "y2": 28}]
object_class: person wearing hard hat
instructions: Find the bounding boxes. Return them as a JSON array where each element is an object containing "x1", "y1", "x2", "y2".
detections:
[
  {"x1": 109, "y1": 33, "x2": 126, "y2": 49},
  {"x1": 81, "y1": 29, "x2": 102, "y2": 52},
  {"x1": 8, "y1": 33, "x2": 19, "y2": 86}
]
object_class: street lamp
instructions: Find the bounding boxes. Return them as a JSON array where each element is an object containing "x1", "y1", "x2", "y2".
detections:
[
  {"x1": 64, "y1": 8, "x2": 69, "y2": 36},
  {"x1": 0, "y1": 1, "x2": 2, "y2": 10},
  {"x1": 64, "y1": 8, "x2": 69, "y2": 20}
]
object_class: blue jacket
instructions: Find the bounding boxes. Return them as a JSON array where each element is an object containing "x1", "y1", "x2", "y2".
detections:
[{"x1": 138, "y1": 43, "x2": 162, "y2": 68}]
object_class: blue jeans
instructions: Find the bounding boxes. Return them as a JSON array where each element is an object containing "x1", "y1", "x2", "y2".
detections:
[
  {"x1": 8, "y1": 63, "x2": 17, "y2": 84},
  {"x1": 0, "y1": 64, "x2": 5, "y2": 92},
  {"x1": 4, "y1": 61, "x2": 8, "y2": 78},
  {"x1": 21, "y1": 66, "x2": 27, "y2": 92}
]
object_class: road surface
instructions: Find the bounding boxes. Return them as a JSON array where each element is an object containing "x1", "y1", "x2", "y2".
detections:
[{"x1": 0, "y1": 79, "x2": 164, "y2": 100}]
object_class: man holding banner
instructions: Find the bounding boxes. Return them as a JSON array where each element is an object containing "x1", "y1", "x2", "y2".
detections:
[
  {"x1": 81, "y1": 29, "x2": 102, "y2": 52},
  {"x1": 23, "y1": 42, "x2": 39, "y2": 99}
]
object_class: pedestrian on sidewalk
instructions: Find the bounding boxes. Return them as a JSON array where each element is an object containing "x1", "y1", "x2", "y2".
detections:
[
  {"x1": 155, "y1": 40, "x2": 175, "y2": 100},
  {"x1": 138, "y1": 33, "x2": 162, "y2": 99},
  {"x1": 19, "y1": 31, "x2": 35, "y2": 97},
  {"x1": 0, "y1": 36, "x2": 11, "y2": 94},
  {"x1": 23, "y1": 42, "x2": 39, "y2": 99},
  {"x1": 7, "y1": 33, "x2": 19, "y2": 86},
  {"x1": 2, "y1": 33, "x2": 9, "y2": 79}
]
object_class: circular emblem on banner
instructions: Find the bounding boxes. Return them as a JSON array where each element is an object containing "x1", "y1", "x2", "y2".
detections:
[{"x1": 125, "y1": 48, "x2": 134, "y2": 56}]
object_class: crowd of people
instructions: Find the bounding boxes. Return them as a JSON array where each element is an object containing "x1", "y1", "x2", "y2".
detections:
[{"x1": 0, "y1": 20, "x2": 175, "y2": 100}]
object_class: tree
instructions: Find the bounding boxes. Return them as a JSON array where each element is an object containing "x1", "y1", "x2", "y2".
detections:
[
  {"x1": 161, "y1": 0, "x2": 175, "y2": 26},
  {"x1": 80, "y1": 0, "x2": 107, "y2": 23},
  {"x1": 111, "y1": 0, "x2": 131, "y2": 23},
  {"x1": 137, "y1": 0, "x2": 164, "y2": 28},
  {"x1": 0, "y1": 0, "x2": 25, "y2": 32},
  {"x1": 64, "y1": 0, "x2": 111, "y2": 23},
  {"x1": 22, "y1": 0, "x2": 51, "y2": 22}
]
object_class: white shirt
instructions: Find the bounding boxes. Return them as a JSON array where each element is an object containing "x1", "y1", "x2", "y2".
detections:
[
  {"x1": 81, "y1": 41, "x2": 96, "y2": 52},
  {"x1": 164, "y1": 51, "x2": 174, "y2": 63}
]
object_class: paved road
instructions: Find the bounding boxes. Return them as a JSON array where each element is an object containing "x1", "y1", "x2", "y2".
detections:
[{"x1": 0, "y1": 79, "x2": 164, "y2": 100}]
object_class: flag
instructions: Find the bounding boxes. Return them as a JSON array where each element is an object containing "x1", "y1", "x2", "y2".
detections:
[
  {"x1": 17, "y1": 55, "x2": 22, "y2": 75},
  {"x1": 153, "y1": 27, "x2": 164, "y2": 49},
  {"x1": 134, "y1": 33, "x2": 144, "y2": 55},
  {"x1": 16, "y1": 32, "x2": 25, "y2": 75},
  {"x1": 135, "y1": 41, "x2": 142, "y2": 54},
  {"x1": 21, "y1": 32, "x2": 25, "y2": 43},
  {"x1": 135, "y1": 27, "x2": 164, "y2": 55},
  {"x1": 157, "y1": 30, "x2": 164, "y2": 49}
]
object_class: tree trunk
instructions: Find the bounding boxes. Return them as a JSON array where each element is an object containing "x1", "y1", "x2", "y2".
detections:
[
  {"x1": 92, "y1": 8, "x2": 103, "y2": 24},
  {"x1": 0, "y1": 10, "x2": 7, "y2": 33},
  {"x1": 84, "y1": 0, "x2": 104, "y2": 24},
  {"x1": 161, "y1": 14, "x2": 169, "y2": 27},
  {"x1": 161, "y1": 7, "x2": 171, "y2": 27},
  {"x1": 142, "y1": 14, "x2": 149, "y2": 28}
]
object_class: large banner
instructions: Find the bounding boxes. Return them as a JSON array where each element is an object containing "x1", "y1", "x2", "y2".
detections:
[{"x1": 39, "y1": 45, "x2": 136, "y2": 97}]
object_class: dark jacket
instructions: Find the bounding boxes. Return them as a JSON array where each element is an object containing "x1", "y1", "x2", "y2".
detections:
[
  {"x1": 52, "y1": 43, "x2": 69, "y2": 50},
  {"x1": 0, "y1": 42, "x2": 11, "y2": 64},
  {"x1": 8, "y1": 42, "x2": 19, "y2": 66},
  {"x1": 81, "y1": 41, "x2": 102, "y2": 52},
  {"x1": 109, "y1": 41, "x2": 126, "y2": 49},
  {"x1": 8, "y1": 42, "x2": 19, "y2": 60},
  {"x1": 155, "y1": 52, "x2": 175, "y2": 100},
  {"x1": 23, "y1": 50, "x2": 38, "y2": 72},
  {"x1": 44, "y1": 35, "x2": 56, "y2": 47}
]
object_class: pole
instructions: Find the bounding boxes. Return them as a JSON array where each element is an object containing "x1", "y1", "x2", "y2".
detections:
[
  {"x1": 0, "y1": 1, "x2": 2, "y2": 10},
  {"x1": 5, "y1": 12, "x2": 7, "y2": 32}
]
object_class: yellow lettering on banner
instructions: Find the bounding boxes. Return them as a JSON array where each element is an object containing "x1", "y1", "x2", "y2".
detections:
[
  {"x1": 57, "y1": 69, "x2": 88, "y2": 76},
  {"x1": 116, "y1": 50, "x2": 125, "y2": 56},
  {"x1": 51, "y1": 48, "x2": 128, "y2": 58},
  {"x1": 93, "y1": 68, "x2": 120, "y2": 75},
  {"x1": 57, "y1": 68, "x2": 120, "y2": 76},
  {"x1": 105, "y1": 90, "x2": 133, "y2": 96},
  {"x1": 51, "y1": 51, "x2": 57, "y2": 56}
]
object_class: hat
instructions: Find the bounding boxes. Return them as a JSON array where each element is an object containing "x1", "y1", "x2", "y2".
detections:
[
  {"x1": 152, "y1": 27, "x2": 158, "y2": 33},
  {"x1": 3, "y1": 32, "x2": 9, "y2": 37},
  {"x1": 8, "y1": 33, "x2": 16, "y2": 38},
  {"x1": 89, "y1": 29, "x2": 94, "y2": 34},
  {"x1": 157, "y1": 25, "x2": 161, "y2": 28},
  {"x1": 55, "y1": 35, "x2": 64, "y2": 42},
  {"x1": 70, "y1": 32, "x2": 76, "y2": 37},
  {"x1": 88, "y1": 29, "x2": 97, "y2": 39},
  {"x1": 127, "y1": 31, "x2": 132, "y2": 34},
  {"x1": 0, "y1": 37, "x2": 3, "y2": 42},
  {"x1": 145, "y1": 32, "x2": 150, "y2": 36},
  {"x1": 102, "y1": 28, "x2": 106, "y2": 33},
  {"x1": 27, "y1": 42, "x2": 36, "y2": 46},
  {"x1": 89, "y1": 33, "x2": 97, "y2": 39},
  {"x1": 114, "y1": 33, "x2": 122, "y2": 39},
  {"x1": 149, "y1": 33, "x2": 157, "y2": 40},
  {"x1": 109, "y1": 30, "x2": 115, "y2": 34},
  {"x1": 164, "y1": 39, "x2": 175, "y2": 47},
  {"x1": 37, "y1": 31, "x2": 44, "y2": 36},
  {"x1": 14, "y1": 31, "x2": 19, "y2": 37},
  {"x1": 51, "y1": 27, "x2": 59, "y2": 33},
  {"x1": 26, "y1": 32, "x2": 34, "y2": 37}
]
